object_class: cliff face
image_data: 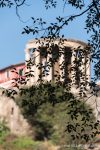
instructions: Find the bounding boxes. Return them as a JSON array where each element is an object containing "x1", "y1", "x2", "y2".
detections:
[
  {"x1": 85, "y1": 84, "x2": 100, "y2": 121},
  {"x1": 0, "y1": 88, "x2": 31, "y2": 136}
]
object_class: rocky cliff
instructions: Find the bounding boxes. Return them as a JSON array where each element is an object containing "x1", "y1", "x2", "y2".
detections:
[{"x1": 0, "y1": 88, "x2": 31, "y2": 136}]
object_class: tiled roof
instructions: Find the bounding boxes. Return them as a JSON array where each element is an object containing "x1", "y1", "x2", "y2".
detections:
[{"x1": 0, "y1": 62, "x2": 25, "y2": 72}]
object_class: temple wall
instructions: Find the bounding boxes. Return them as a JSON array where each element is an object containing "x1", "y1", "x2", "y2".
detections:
[{"x1": 25, "y1": 39, "x2": 91, "y2": 88}]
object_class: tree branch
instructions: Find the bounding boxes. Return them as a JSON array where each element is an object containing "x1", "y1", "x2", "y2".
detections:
[
  {"x1": 14, "y1": 0, "x2": 26, "y2": 7},
  {"x1": 55, "y1": 3, "x2": 94, "y2": 34},
  {"x1": 14, "y1": 0, "x2": 30, "y2": 23},
  {"x1": 92, "y1": 0, "x2": 100, "y2": 15}
]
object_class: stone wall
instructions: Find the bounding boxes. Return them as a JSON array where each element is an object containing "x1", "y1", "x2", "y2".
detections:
[{"x1": 0, "y1": 88, "x2": 31, "y2": 136}]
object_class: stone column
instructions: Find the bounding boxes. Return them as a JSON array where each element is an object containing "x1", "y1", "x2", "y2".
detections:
[
  {"x1": 30, "y1": 50, "x2": 36, "y2": 85},
  {"x1": 86, "y1": 55, "x2": 91, "y2": 89},
  {"x1": 25, "y1": 48, "x2": 30, "y2": 63},
  {"x1": 71, "y1": 49, "x2": 76, "y2": 84},
  {"x1": 80, "y1": 53, "x2": 86, "y2": 88},
  {"x1": 77, "y1": 49, "x2": 88, "y2": 96},
  {"x1": 71, "y1": 49, "x2": 78, "y2": 94},
  {"x1": 34, "y1": 49, "x2": 40, "y2": 83},
  {"x1": 59, "y1": 49, "x2": 65, "y2": 82},
  {"x1": 47, "y1": 49, "x2": 52, "y2": 82},
  {"x1": 42, "y1": 58, "x2": 46, "y2": 81},
  {"x1": 25, "y1": 48, "x2": 31, "y2": 85}
]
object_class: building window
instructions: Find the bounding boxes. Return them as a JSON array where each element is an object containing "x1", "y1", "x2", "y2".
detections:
[
  {"x1": 40, "y1": 47, "x2": 47, "y2": 58},
  {"x1": 51, "y1": 44, "x2": 59, "y2": 80},
  {"x1": 29, "y1": 48, "x2": 35, "y2": 64},
  {"x1": 19, "y1": 69, "x2": 24, "y2": 76},
  {"x1": 51, "y1": 44, "x2": 59, "y2": 61},
  {"x1": 64, "y1": 47, "x2": 72, "y2": 83},
  {"x1": 5, "y1": 70, "x2": 9, "y2": 78},
  {"x1": 29, "y1": 48, "x2": 35, "y2": 56}
]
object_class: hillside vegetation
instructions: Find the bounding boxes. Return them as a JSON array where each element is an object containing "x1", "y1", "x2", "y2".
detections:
[
  {"x1": 15, "y1": 83, "x2": 99, "y2": 146},
  {"x1": 0, "y1": 83, "x2": 100, "y2": 150}
]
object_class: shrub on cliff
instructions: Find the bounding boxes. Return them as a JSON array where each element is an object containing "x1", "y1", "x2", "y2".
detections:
[{"x1": 15, "y1": 82, "x2": 99, "y2": 146}]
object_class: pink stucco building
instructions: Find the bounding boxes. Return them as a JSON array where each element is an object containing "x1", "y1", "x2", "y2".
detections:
[{"x1": 0, "y1": 62, "x2": 25, "y2": 89}]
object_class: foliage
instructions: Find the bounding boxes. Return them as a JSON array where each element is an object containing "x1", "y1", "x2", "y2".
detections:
[
  {"x1": 0, "y1": 0, "x2": 13, "y2": 8},
  {"x1": 0, "y1": 120, "x2": 10, "y2": 146},
  {"x1": 1, "y1": 0, "x2": 100, "y2": 148},
  {"x1": 0, "y1": 134, "x2": 58, "y2": 150},
  {"x1": 15, "y1": 82, "x2": 100, "y2": 147},
  {"x1": 0, "y1": 134, "x2": 43, "y2": 150},
  {"x1": 0, "y1": 120, "x2": 9, "y2": 138},
  {"x1": 12, "y1": 137, "x2": 40, "y2": 149},
  {"x1": 0, "y1": 0, "x2": 26, "y2": 8}
]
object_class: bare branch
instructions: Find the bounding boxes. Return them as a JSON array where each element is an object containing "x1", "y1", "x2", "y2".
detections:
[
  {"x1": 13, "y1": 0, "x2": 30, "y2": 23},
  {"x1": 58, "y1": 3, "x2": 94, "y2": 32},
  {"x1": 14, "y1": 0, "x2": 26, "y2": 7}
]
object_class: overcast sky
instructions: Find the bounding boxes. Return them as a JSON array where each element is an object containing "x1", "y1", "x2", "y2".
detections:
[{"x1": 0, "y1": 0, "x2": 89, "y2": 69}]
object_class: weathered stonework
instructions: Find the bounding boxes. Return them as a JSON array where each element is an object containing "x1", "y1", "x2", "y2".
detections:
[
  {"x1": 0, "y1": 88, "x2": 31, "y2": 136},
  {"x1": 25, "y1": 38, "x2": 90, "y2": 88}
]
